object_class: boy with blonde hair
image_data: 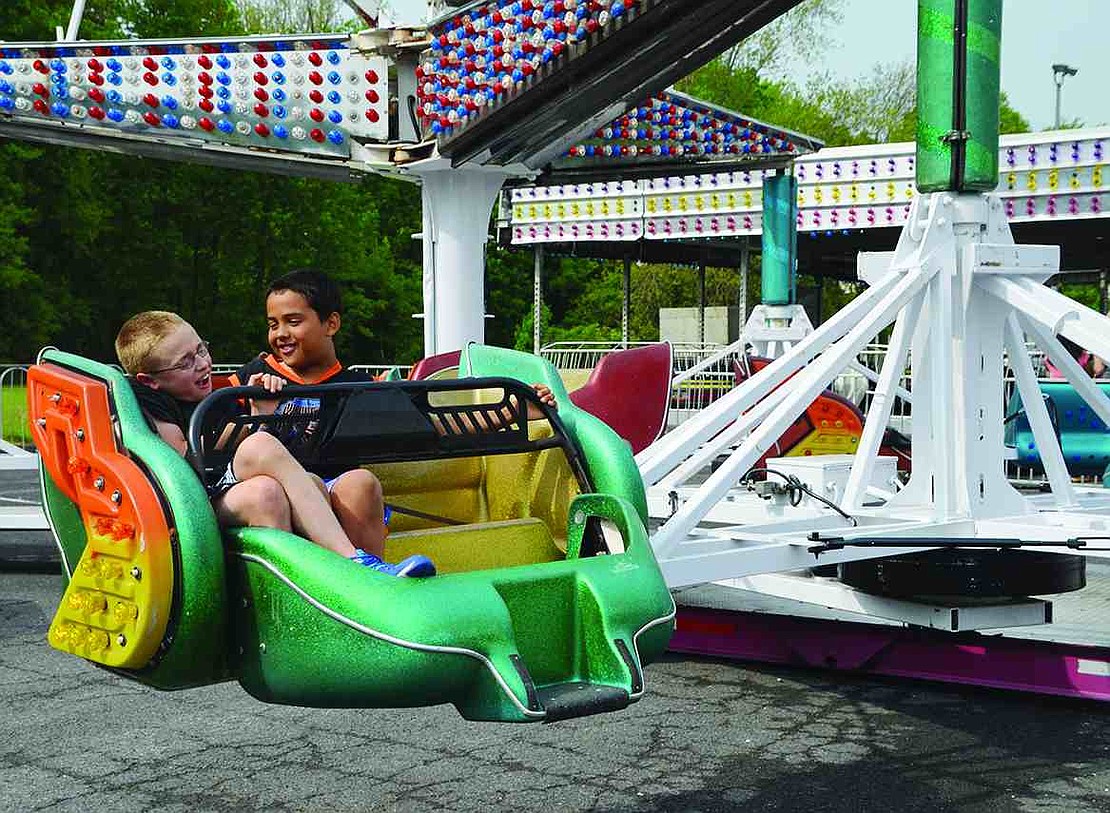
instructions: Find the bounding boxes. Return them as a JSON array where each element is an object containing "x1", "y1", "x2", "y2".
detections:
[{"x1": 115, "y1": 310, "x2": 435, "y2": 577}]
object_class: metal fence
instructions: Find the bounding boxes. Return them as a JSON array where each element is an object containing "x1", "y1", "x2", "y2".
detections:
[{"x1": 0, "y1": 365, "x2": 31, "y2": 451}]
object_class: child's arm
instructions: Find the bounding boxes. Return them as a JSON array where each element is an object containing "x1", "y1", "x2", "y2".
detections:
[
  {"x1": 526, "y1": 383, "x2": 556, "y2": 419},
  {"x1": 152, "y1": 420, "x2": 188, "y2": 456}
]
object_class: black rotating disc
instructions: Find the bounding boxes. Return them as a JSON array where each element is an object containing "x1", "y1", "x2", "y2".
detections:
[{"x1": 838, "y1": 549, "x2": 1086, "y2": 599}]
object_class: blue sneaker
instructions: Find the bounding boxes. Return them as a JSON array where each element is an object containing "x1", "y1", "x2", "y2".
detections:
[{"x1": 350, "y1": 549, "x2": 436, "y2": 578}]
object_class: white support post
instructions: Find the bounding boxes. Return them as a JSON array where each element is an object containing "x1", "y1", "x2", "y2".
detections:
[
  {"x1": 622, "y1": 256, "x2": 631, "y2": 348},
  {"x1": 533, "y1": 245, "x2": 544, "y2": 355},
  {"x1": 738, "y1": 240, "x2": 750, "y2": 326},
  {"x1": 842, "y1": 294, "x2": 924, "y2": 510},
  {"x1": 63, "y1": 0, "x2": 86, "y2": 41},
  {"x1": 414, "y1": 165, "x2": 514, "y2": 356},
  {"x1": 1004, "y1": 315, "x2": 1079, "y2": 507}
]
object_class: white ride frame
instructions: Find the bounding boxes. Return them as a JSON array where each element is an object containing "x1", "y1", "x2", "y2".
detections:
[{"x1": 639, "y1": 190, "x2": 1110, "y2": 627}]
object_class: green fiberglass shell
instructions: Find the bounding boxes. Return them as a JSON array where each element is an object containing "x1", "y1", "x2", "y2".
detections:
[{"x1": 30, "y1": 346, "x2": 674, "y2": 722}]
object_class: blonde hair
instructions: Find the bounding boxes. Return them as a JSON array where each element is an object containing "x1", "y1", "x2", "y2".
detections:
[{"x1": 115, "y1": 311, "x2": 187, "y2": 375}]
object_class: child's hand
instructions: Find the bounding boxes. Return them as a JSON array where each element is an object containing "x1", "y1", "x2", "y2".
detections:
[
  {"x1": 247, "y1": 372, "x2": 285, "y2": 416},
  {"x1": 526, "y1": 383, "x2": 556, "y2": 421},
  {"x1": 531, "y1": 383, "x2": 557, "y2": 409}
]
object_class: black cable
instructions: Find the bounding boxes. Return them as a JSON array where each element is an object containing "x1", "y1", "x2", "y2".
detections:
[{"x1": 741, "y1": 467, "x2": 858, "y2": 526}]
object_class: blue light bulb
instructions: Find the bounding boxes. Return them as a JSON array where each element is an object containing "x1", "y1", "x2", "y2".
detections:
[
  {"x1": 0, "y1": 62, "x2": 12, "y2": 75},
  {"x1": 107, "y1": 72, "x2": 122, "y2": 86},
  {"x1": 326, "y1": 129, "x2": 343, "y2": 144},
  {"x1": 161, "y1": 72, "x2": 177, "y2": 86},
  {"x1": 106, "y1": 89, "x2": 122, "y2": 104},
  {"x1": 327, "y1": 70, "x2": 341, "y2": 85},
  {"x1": 327, "y1": 51, "x2": 341, "y2": 65},
  {"x1": 327, "y1": 90, "x2": 340, "y2": 104},
  {"x1": 50, "y1": 58, "x2": 66, "y2": 73},
  {"x1": 272, "y1": 88, "x2": 286, "y2": 102},
  {"x1": 162, "y1": 95, "x2": 178, "y2": 109},
  {"x1": 216, "y1": 86, "x2": 231, "y2": 99},
  {"x1": 162, "y1": 113, "x2": 179, "y2": 127},
  {"x1": 217, "y1": 118, "x2": 234, "y2": 133},
  {"x1": 216, "y1": 54, "x2": 231, "y2": 69},
  {"x1": 272, "y1": 104, "x2": 287, "y2": 118},
  {"x1": 216, "y1": 71, "x2": 231, "y2": 86},
  {"x1": 271, "y1": 54, "x2": 286, "y2": 68},
  {"x1": 273, "y1": 124, "x2": 288, "y2": 138},
  {"x1": 0, "y1": 97, "x2": 14, "y2": 110},
  {"x1": 0, "y1": 80, "x2": 11, "y2": 94},
  {"x1": 217, "y1": 99, "x2": 232, "y2": 114},
  {"x1": 271, "y1": 71, "x2": 285, "y2": 85},
  {"x1": 106, "y1": 58, "x2": 122, "y2": 72},
  {"x1": 107, "y1": 108, "x2": 124, "y2": 122},
  {"x1": 327, "y1": 109, "x2": 342, "y2": 124},
  {"x1": 49, "y1": 101, "x2": 68, "y2": 116},
  {"x1": 160, "y1": 57, "x2": 176, "y2": 70}
]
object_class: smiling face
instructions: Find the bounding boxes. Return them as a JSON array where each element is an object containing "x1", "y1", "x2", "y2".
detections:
[
  {"x1": 136, "y1": 323, "x2": 212, "y2": 403},
  {"x1": 266, "y1": 288, "x2": 340, "y2": 379}
]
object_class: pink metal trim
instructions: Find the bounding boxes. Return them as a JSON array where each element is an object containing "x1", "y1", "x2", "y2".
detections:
[{"x1": 671, "y1": 607, "x2": 1110, "y2": 702}]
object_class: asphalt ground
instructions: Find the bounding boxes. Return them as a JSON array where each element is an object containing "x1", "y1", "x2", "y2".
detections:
[{"x1": 4, "y1": 472, "x2": 1110, "y2": 811}]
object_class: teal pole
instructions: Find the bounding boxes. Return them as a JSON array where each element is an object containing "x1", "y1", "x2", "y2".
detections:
[
  {"x1": 916, "y1": 0, "x2": 1003, "y2": 192},
  {"x1": 761, "y1": 170, "x2": 798, "y2": 306}
]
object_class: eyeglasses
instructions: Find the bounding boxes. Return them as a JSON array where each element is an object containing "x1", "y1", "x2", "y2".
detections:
[{"x1": 147, "y1": 340, "x2": 211, "y2": 375}]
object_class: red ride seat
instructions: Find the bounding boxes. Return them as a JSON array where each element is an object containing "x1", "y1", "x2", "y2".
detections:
[{"x1": 568, "y1": 343, "x2": 672, "y2": 455}]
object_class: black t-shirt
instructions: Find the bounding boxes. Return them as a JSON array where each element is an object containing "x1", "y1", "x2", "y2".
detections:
[
  {"x1": 229, "y1": 354, "x2": 373, "y2": 476},
  {"x1": 128, "y1": 379, "x2": 240, "y2": 444},
  {"x1": 129, "y1": 379, "x2": 199, "y2": 436}
]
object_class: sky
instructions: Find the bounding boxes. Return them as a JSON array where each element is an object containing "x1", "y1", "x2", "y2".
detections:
[
  {"x1": 782, "y1": 0, "x2": 1109, "y2": 131},
  {"x1": 381, "y1": 0, "x2": 1108, "y2": 132}
]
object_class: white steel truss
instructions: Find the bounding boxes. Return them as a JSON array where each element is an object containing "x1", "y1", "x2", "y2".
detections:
[{"x1": 642, "y1": 191, "x2": 1110, "y2": 593}]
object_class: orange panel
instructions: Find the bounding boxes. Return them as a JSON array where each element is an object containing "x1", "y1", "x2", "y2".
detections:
[{"x1": 28, "y1": 363, "x2": 175, "y2": 669}]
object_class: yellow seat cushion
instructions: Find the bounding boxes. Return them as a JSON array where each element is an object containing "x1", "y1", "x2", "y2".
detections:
[{"x1": 385, "y1": 518, "x2": 561, "y2": 574}]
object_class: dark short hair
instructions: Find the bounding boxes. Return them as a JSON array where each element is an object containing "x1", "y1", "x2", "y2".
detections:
[{"x1": 267, "y1": 269, "x2": 342, "y2": 321}]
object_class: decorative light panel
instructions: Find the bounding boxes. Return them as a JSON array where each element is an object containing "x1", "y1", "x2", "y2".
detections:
[
  {"x1": 508, "y1": 179, "x2": 641, "y2": 242},
  {"x1": 0, "y1": 35, "x2": 389, "y2": 157},
  {"x1": 564, "y1": 92, "x2": 808, "y2": 162},
  {"x1": 504, "y1": 130, "x2": 1109, "y2": 244},
  {"x1": 418, "y1": 0, "x2": 648, "y2": 139}
]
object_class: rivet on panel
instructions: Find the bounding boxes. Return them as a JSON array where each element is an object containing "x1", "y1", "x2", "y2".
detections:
[
  {"x1": 94, "y1": 476, "x2": 105, "y2": 491},
  {"x1": 116, "y1": 634, "x2": 127, "y2": 647},
  {"x1": 259, "y1": 643, "x2": 266, "y2": 654},
  {"x1": 130, "y1": 566, "x2": 142, "y2": 581},
  {"x1": 111, "y1": 490, "x2": 122, "y2": 504},
  {"x1": 50, "y1": 392, "x2": 61, "y2": 402},
  {"x1": 75, "y1": 429, "x2": 85, "y2": 441},
  {"x1": 36, "y1": 418, "x2": 46, "y2": 427}
]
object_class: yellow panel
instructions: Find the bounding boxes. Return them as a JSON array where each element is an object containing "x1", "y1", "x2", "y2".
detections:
[
  {"x1": 49, "y1": 517, "x2": 174, "y2": 669},
  {"x1": 386, "y1": 518, "x2": 562, "y2": 574},
  {"x1": 788, "y1": 430, "x2": 860, "y2": 457}
]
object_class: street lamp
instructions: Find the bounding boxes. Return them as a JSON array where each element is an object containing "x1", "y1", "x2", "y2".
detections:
[{"x1": 1052, "y1": 63, "x2": 1078, "y2": 129}]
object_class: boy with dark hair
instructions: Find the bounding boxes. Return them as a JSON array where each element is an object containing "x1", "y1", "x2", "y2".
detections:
[{"x1": 228, "y1": 269, "x2": 432, "y2": 574}]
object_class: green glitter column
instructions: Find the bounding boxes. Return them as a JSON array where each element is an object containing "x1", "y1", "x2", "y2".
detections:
[
  {"x1": 761, "y1": 170, "x2": 798, "y2": 306},
  {"x1": 916, "y1": 0, "x2": 1002, "y2": 192}
]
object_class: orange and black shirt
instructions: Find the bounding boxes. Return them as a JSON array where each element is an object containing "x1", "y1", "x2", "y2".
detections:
[{"x1": 229, "y1": 354, "x2": 373, "y2": 473}]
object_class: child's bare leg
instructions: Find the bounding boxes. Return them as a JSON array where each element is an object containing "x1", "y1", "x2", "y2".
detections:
[
  {"x1": 232, "y1": 432, "x2": 358, "y2": 557},
  {"x1": 329, "y1": 469, "x2": 388, "y2": 557},
  {"x1": 213, "y1": 476, "x2": 292, "y2": 530}
]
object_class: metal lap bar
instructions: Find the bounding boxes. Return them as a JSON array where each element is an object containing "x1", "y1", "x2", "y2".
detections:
[{"x1": 187, "y1": 378, "x2": 586, "y2": 488}]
